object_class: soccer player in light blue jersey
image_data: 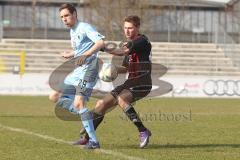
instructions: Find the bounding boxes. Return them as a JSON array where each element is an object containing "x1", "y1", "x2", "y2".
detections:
[{"x1": 49, "y1": 3, "x2": 104, "y2": 149}]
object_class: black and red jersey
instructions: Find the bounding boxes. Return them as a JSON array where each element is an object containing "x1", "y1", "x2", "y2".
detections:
[{"x1": 122, "y1": 34, "x2": 152, "y2": 79}]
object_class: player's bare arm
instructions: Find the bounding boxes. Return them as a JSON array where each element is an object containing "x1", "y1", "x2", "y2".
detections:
[
  {"x1": 61, "y1": 51, "x2": 74, "y2": 59},
  {"x1": 76, "y1": 39, "x2": 104, "y2": 65},
  {"x1": 107, "y1": 45, "x2": 130, "y2": 56},
  {"x1": 116, "y1": 65, "x2": 127, "y2": 73}
]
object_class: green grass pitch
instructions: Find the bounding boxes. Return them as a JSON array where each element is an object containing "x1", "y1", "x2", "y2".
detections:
[{"x1": 0, "y1": 96, "x2": 240, "y2": 160}]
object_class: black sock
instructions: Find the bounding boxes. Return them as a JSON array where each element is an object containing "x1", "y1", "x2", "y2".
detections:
[
  {"x1": 124, "y1": 105, "x2": 146, "y2": 132},
  {"x1": 92, "y1": 111, "x2": 104, "y2": 130}
]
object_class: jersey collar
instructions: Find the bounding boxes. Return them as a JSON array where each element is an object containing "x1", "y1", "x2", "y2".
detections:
[{"x1": 72, "y1": 20, "x2": 80, "y2": 31}]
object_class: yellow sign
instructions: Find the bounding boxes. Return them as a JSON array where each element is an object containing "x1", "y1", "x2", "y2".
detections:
[
  {"x1": 0, "y1": 50, "x2": 25, "y2": 76},
  {"x1": 0, "y1": 58, "x2": 6, "y2": 73}
]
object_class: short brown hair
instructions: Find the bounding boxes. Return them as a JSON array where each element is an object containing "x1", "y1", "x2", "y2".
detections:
[
  {"x1": 59, "y1": 3, "x2": 77, "y2": 15},
  {"x1": 124, "y1": 15, "x2": 140, "y2": 28}
]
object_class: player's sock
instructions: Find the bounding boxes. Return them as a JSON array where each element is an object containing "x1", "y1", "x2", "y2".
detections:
[
  {"x1": 79, "y1": 111, "x2": 104, "y2": 139},
  {"x1": 56, "y1": 97, "x2": 77, "y2": 114},
  {"x1": 78, "y1": 108, "x2": 98, "y2": 143},
  {"x1": 124, "y1": 105, "x2": 146, "y2": 132},
  {"x1": 92, "y1": 111, "x2": 104, "y2": 130}
]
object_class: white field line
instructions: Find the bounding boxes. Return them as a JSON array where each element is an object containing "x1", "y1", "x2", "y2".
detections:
[{"x1": 0, "y1": 123, "x2": 145, "y2": 160}]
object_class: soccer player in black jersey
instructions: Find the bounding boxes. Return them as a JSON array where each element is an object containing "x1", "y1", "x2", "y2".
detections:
[{"x1": 74, "y1": 15, "x2": 152, "y2": 148}]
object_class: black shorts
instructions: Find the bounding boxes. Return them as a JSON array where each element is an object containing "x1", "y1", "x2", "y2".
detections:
[{"x1": 110, "y1": 75, "x2": 152, "y2": 102}]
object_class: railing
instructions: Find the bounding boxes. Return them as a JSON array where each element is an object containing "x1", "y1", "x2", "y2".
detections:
[
  {"x1": 0, "y1": 40, "x2": 240, "y2": 76},
  {"x1": 215, "y1": 24, "x2": 240, "y2": 69}
]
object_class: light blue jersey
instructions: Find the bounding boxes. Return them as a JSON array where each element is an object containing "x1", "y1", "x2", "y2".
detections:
[
  {"x1": 70, "y1": 21, "x2": 104, "y2": 58},
  {"x1": 64, "y1": 21, "x2": 104, "y2": 100}
]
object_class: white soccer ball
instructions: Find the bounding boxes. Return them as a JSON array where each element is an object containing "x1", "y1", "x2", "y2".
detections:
[{"x1": 99, "y1": 63, "x2": 118, "y2": 82}]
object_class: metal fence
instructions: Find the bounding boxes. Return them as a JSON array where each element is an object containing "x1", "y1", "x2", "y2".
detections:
[{"x1": 0, "y1": 0, "x2": 240, "y2": 43}]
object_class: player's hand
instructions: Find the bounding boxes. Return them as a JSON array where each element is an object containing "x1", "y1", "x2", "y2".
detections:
[
  {"x1": 61, "y1": 51, "x2": 74, "y2": 59},
  {"x1": 119, "y1": 41, "x2": 133, "y2": 49},
  {"x1": 75, "y1": 55, "x2": 87, "y2": 66}
]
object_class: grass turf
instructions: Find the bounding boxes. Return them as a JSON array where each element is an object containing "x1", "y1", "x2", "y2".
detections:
[{"x1": 0, "y1": 96, "x2": 240, "y2": 160}]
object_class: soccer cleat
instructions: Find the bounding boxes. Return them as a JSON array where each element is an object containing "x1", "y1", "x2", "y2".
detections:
[
  {"x1": 72, "y1": 135, "x2": 89, "y2": 145},
  {"x1": 139, "y1": 129, "x2": 152, "y2": 148},
  {"x1": 83, "y1": 141, "x2": 100, "y2": 149}
]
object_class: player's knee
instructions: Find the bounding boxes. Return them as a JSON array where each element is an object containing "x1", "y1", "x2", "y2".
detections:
[
  {"x1": 49, "y1": 92, "x2": 59, "y2": 103},
  {"x1": 117, "y1": 96, "x2": 126, "y2": 107},
  {"x1": 73, "y1": 97, "x2": 85, "y2": 109},
  {"x1": 96, "y1": 100, "x2": 104, "y2": 108},
  {"x1": 48, "y1": 94, "x2": 54, "y2": 102},
  {"x1": 73, "y1": 101, "x2": 80, "y2": 108}
]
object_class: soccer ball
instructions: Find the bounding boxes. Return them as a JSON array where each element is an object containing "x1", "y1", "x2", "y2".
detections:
[{"x1": 99, "y1": 63, "x2": 118, "y2": 82}]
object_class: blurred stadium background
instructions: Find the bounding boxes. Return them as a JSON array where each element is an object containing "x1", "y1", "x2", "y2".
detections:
[
  {"x1": 0, "y1": 1, "x2": 240, "y2": 160},
  {"x1": 0, "y1": 0, "x2": 239, "y2": 96}
]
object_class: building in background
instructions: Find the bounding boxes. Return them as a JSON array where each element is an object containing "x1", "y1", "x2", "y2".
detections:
[{"x1": 0, "y1": 0, "x2": 240, "y2": 43}]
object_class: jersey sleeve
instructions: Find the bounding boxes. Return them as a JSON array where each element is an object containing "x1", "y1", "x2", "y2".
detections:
[
  {"x1": 130, "y1": 36, "x2": 151, "y2": 60},
  {"x1": 83, "y1": 23, "x2": 105, "y2": 43},
  {"x1": 133, "y1": 38, "x2": 147, "y2": 53}
]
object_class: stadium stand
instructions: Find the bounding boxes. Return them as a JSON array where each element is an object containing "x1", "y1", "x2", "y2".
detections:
[
  {"x1": 0, "y1": 0, "x2": 239, "y2": 76},
  {"x1": 0, "y1": 39, "x2": 239, "y2": 76}
]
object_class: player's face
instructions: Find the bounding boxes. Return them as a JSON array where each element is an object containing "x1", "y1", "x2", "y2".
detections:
[
  {"x1": 60, "y1": 8, "x2": 77, "y2": 28},
  {"x1": 124, "y1": 22, "x2": 139, "y2": 40}
]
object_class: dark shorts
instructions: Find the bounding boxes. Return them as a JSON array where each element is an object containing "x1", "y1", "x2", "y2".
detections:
[{"x1": 110, "y1": 75, "x2": 152, "y2": 102}]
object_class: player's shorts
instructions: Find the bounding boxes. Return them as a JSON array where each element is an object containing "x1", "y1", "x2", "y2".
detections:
[
  {"x1": 63, "y1": 57, "x2": 99, "y2": 101},
  {"x1": 110, "y1": 75, "x2": 152, "y2": 102},
  {"x1": 60, "y1": 84, "x2": 76, "y2": 99}
]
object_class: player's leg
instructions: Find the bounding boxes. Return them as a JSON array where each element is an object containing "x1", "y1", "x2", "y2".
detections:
[
  {"x1": 110, "y1": 84, "x2": 148, "y2": 133},
  {"x1": 94, "y1": 93, "x2": 118, "y2": 116},
  {"x1": 117, "y1": 89, "x2": 152, "y2": 148},
  {"x1": 74, "y1": 94, "x2": 100, "y2": 149},
  {"x1": 49, "y1": 85, "x2": 77, "y2": 114},
  {"x1": 49, "y1": 90, "x2": 60, "y2": 103},
  {"x1": 117, "y1": 89, "x2": 147, "y2": 132},
  {"x1": 81, "y1": 93, "x2": 118, "y2": 131},
  {"x1": 75, "y1": 93, "x2": 117, "y2": 145}
]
